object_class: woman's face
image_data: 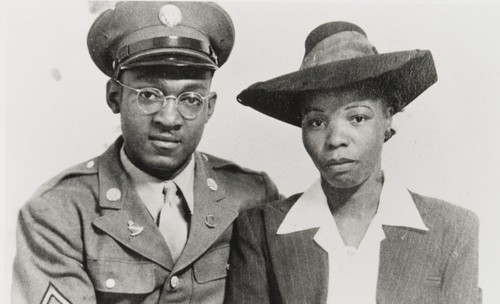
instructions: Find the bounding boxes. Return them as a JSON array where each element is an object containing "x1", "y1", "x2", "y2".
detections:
[{"x1": 301, "y1": 90, "x2": 392, "y2": 189}]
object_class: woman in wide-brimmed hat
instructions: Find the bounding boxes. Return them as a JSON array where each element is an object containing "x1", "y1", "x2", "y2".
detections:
[{"x1": 224, "y1": 22, "x2": 479, "y2": 304}]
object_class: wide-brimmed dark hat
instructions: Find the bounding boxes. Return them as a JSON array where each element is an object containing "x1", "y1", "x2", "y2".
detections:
[{"x1": 237, "y1": 21, "x2": 437, "y2": 127}]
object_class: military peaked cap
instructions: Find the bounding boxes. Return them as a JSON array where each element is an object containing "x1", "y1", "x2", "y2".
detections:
[{"x1": 88, "y1": 1, "x2": 235, "y2": 78}]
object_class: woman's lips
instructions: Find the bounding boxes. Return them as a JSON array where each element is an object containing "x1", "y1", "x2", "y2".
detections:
[{"x1": 325, "y1": 158, "x2": 356, "y2": 171}]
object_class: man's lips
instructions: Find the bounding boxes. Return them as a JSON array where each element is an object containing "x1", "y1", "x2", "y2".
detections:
[
  {"x1": 149, "y1": 134, "x2": 181, "y2": 143},
  {"x1": 149, "y1": 134, "x2": 181, "y2": 149}
]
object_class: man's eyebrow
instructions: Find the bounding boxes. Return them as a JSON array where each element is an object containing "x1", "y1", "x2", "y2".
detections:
[
  {"x1": 132, "y1": 71, "x2": 154, "y2": 80},
  {"x1": 182, "y1": 83, "x2": 209, "y2": 92}
]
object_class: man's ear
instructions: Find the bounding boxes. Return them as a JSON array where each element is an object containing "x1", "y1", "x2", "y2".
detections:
[
  {"x1": 206, "y1": 91, "x2": 217, "y2": 120},
  {"x1": 106, "y1": 79, "x2": 121, "y2": 114}
]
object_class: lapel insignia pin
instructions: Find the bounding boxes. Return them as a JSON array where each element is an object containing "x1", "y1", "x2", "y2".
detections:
[
  {"x1": 205, "y1": 213, "x2": 216, "y2": 228},
  {"x1": 106, "y1": 188, "x2": 121, "y2": 201},
  {"x1": 207, "y1": 178, "x2": 218, "y2": 191},
  {"x1": 127, "y1": 220, "x2": 144, "y2": 236}
]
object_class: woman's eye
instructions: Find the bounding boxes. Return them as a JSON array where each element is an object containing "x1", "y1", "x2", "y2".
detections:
[
  {"x1": 309, "y1": 119, "x2": 326, "y2": 128},
  {"x1": 351, "y1": 115, "x2": 367, "y2": 124}
]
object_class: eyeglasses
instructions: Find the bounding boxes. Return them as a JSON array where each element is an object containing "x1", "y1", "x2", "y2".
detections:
[{"x1": 114, "y1": 80, "x2": 209, "y2": 120}]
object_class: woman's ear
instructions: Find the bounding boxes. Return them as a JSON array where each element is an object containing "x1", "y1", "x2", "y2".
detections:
[
  {"x1": 385, "y1": 107, "x2": 393, "y2": 129},
  {"x1": 383, "y1": 105, "x2": 395, "y2": 142},
  {"x1": 106, "y1": 79, "x2": 121, "y2": 114}
]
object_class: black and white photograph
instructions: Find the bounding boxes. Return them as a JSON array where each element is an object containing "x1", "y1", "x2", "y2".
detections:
[{"x1": 3, "y1": 0, "x2": 500, "y2": 303}]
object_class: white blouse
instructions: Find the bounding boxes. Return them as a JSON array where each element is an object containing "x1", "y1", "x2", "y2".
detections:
[{"x1": 277, "y1": 171, "x2": 428, "y2": 304}]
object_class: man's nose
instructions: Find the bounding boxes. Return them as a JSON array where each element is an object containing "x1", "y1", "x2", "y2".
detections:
[{"x1": 152, "y1": 98, "x2": 182, "y2": 128}]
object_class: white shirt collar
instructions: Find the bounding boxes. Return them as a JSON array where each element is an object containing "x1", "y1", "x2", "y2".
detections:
[
  {"x1": 377, "y1": 172, "x2": 428, "y2": 230},
  {"x1": 277, "y1": 171, "x2": 428, "y2": 235},
  {"x1": 120, "y1": 147, "x2": 195, "y2": 217},
  {"x1": 277, "y1": 179, "x2": 330, "y2": 234}
]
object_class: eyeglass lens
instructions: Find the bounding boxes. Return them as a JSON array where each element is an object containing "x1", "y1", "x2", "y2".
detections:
[{"x1": 137, "y1": 88, "x2": 204, "y2": 118}]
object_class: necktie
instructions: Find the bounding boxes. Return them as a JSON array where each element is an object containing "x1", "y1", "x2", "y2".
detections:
[{"x1": 158, "y1": 181, "x2": 189, "y2": 262}]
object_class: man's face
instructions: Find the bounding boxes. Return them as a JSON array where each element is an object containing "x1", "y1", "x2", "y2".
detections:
[
  {"x1": 301, "y1": 90, "x2": 391, "y2": 189},
  {"x1": 107, "y1": 67, "x2": 216, "y2": 179}
]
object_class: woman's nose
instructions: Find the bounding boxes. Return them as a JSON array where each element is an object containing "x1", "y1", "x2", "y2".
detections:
[{"x1": 325, "y1": 121, "x2": 349, "y2": 149}]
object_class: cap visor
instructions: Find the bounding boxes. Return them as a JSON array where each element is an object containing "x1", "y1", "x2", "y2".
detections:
[{"x1": 119, "y1": 48, "x2": 218, "y2": 73}]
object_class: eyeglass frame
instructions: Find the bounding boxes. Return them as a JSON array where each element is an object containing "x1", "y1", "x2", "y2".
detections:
[{"x1": 113, "y1": 79, "x2": 211, "y2": 120}]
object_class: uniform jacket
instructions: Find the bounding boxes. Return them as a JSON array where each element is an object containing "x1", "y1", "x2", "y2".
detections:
[
  {"x1": 225, "y1": 192, "x2": 479, "y2": 304},
  {"x1": 12, "y1": 137, "x2": 280, "y2": 304}
]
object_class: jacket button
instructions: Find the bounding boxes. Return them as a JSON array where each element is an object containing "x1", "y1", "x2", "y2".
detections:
[
  {"x1": 105, "y1": 278, "x2": 116, "y2": 289},
  {"x1": 170, "y1": 276, "x2": 179, "y2": 288}
]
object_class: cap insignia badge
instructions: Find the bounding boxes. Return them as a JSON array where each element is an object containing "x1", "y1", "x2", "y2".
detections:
[{"x1": 159, "y1": 4, "x2": 182, "y2": 28}]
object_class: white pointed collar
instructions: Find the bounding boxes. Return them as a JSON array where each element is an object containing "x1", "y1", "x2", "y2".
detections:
[{"x1": 277, "y1": 171, "x2": 428, "y2": 235}]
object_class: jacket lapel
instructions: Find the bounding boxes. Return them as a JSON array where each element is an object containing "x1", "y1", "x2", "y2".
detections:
[
  {"x1": 172, "y1": 152, "x2": 238, "y2": 273},
  {"x1": 266, "y1": 200, "x2": 329, "y2": 304},
  {"x1": 377, "y1": 192, "x2": 431, "y2": 304},
  {"x1": 91, "y1": 139, "x2": 174, "y2": 270},
  {"x1": 377, "y1": 226, "x2": 415, "y2": 304}
]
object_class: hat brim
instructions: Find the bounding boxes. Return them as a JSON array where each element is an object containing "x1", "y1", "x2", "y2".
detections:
[
  {"x1": 237, "y1": 50, "x2": 437, "y2": 127},
  {"x1": 118, "y1": 48, "x2": 218, "y2": 75}
]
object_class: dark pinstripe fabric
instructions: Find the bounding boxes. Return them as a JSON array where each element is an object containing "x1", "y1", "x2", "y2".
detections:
[{"x1": 225, "y1": 192, "x2": 479, "y2": 304}]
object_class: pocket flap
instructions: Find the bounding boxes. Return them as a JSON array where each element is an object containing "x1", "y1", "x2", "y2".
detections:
[
  {"x1": 425, "y1": 276, "x2": 443, "y2": 286},
  {"x1": 193, "y1": 245, "x2": 230, "y2": 283},
  {"x1": 87, "y1": 258, "x2": 156, "y2": 294}
]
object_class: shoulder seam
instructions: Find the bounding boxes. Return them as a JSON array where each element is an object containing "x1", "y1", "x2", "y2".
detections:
[
  {"x1": 201, "y1": 152, "x2": 262, "y2": 175},
  {"x1": 32, "y1": 159, "x2": 98, "y2": 198}
]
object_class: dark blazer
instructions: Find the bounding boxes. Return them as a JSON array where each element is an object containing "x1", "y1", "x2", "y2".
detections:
[
  {"x1": 225, "y1": 192, "x2": 479, "y2": 304},
  {"x1": 12, "y1": 137, "x2": 280, "y2": 304}
]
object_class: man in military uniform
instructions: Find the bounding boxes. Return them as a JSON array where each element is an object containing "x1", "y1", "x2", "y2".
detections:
[{"x1": 12, "y1": 2, "x2": 280, "y2": 303}]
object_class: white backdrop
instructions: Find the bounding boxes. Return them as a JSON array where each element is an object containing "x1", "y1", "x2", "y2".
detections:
[{"x1": 4, "y1": 0, "x2": 500, "y2": 303}]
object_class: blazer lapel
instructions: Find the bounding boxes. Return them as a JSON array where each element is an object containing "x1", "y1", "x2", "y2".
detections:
[
  {"x1": 172, "y1": 152, "x2": 238, "y2": 273},
  {"x1": 266, "y1": 202, "x2": 329, "y2": 304},
  {"x1": 91, "y1": 140, "x2": 174, "y2": 270},
  {"x1": 377, "y1": 192, "x2": 431, "y2": 304},
  {"x1": 377, "y1": 226, "x2": 414, "y2": 304}
]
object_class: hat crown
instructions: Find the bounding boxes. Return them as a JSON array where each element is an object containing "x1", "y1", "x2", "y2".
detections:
[{"x1": 301, "y1": 21, "x2": 376, "y2": 69}]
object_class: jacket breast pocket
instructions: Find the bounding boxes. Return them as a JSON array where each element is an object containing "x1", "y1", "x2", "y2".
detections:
[
  {"x1": 193, "y1": 245, "x2": 230, "y2": 283},
  {"x1": 87, "y1": 258, "x2": 157, "y2": 294}
]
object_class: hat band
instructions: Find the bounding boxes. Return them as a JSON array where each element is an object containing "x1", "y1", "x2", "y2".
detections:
[
  {"x1": 301, "y1": 31, "x2": 377, "y2": 69},
  {"x1": 116, "y1": 36, "x2": 218, "y2": 66}
]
